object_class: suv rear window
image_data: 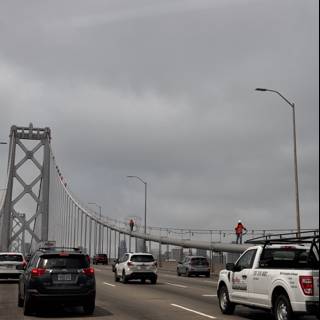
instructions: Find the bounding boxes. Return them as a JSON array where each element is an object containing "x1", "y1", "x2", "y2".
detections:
[
  {"x1": 191, "y1": 258, "x2": 209, "y2": 265},
  {"x1": 0, "y1": 254, "x2": 23, "y2": 262},
  {"x1": 130, "y1": 255, "x2": 154, "y2": 262},
  {"x1": 38, "y1": 254, "x2": 89, "y2": 269}
]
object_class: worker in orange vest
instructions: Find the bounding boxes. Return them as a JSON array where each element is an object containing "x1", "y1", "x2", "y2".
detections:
[
  {"x1": 129, "y1": 219, "x2": 135, "y2": 232},
  {"x1": 235, "y1": 220, "x2": 247, "y2": 244}
]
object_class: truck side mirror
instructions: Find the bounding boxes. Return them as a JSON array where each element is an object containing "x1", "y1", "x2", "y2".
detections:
[{"x1": 226, "y1": 263, "x2": 235, "y2": 271}]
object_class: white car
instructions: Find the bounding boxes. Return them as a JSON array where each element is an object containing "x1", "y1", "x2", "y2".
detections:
[
  {"x1": 114, "y1": 252, "x2": 157, "y2": 284},
  {"x1": 0, "y1": 252, "x2": 26, "y2": 280}
]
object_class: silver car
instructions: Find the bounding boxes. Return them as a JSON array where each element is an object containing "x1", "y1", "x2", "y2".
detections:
[
  {"x1": 177, "y1": 256, "x2": 210, "y2": 277},
  {"x1": 0, "y1": 252, "x2": 26, "y2": 280}
]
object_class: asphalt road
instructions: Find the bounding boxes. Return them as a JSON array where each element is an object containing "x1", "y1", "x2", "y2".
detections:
[{"x1": 0, "y1": 266, "x2": 317, "y2": 320}]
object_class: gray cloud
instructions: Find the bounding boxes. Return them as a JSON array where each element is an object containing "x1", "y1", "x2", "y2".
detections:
[{"x1": 0, "y1": 0, "x2": 318, "y2": 232}]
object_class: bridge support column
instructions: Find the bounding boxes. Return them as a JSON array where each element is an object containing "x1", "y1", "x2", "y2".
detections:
[
  {"x1": 89, "y1": 218, "x2": 92, "y2": 257},
  {"x1": 106, "y1": 227, "x2": 109, "y2": 257},
  {"x1": 84, "y1": 213, "x2": 87, "y2": 250},
  {"x1": 114, "y1": 230, "x2": 117, "y2": 260},
  {"x1": 158, "y1": 241, "x2": 162, "y2": 267},
  {"x1": 80, "y1": 210, "x2": 83, "y2": 248},
  {"x1": 101, "y1": 225, "x2": 104, "y2": 254}
]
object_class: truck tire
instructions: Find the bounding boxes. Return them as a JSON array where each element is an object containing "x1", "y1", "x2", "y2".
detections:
[
  {"x1": 218, "y1": 285, "x2": 235, "y2": 315},
  {"x1": 274, "y1": 294, "x2": 293, "y2": 320}
]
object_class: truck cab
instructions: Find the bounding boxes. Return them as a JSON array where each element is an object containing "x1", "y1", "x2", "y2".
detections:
[{"x1": 217, "y1": 231, "x2": 319, "y2": 320}]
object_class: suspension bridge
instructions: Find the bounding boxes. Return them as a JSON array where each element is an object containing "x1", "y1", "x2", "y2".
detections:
[{"x1": 0, "y1": 124, "x2": 316, "y2": 260}]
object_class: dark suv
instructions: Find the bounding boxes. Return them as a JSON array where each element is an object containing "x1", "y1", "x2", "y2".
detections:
[
  {"x1": 18, "y1": 247, "x2": 95, "y2": 316},
  {"x1": 93, "y1": 253, "x2": 108, "y2": 265}
]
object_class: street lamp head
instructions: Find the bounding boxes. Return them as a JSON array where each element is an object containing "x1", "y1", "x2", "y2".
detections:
[{"x1": 255, "y1": 88, "x2": 268, "y2": 92}]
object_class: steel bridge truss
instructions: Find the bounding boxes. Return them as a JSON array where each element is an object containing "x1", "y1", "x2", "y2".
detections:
[{"x1": 0, "y1": 124, "x2": 51, "y2": 253}]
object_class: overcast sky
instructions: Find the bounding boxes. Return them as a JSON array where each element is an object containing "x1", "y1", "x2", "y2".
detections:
[{"x1": 0, "y1": 0, "x2": 318, "y2": 232}]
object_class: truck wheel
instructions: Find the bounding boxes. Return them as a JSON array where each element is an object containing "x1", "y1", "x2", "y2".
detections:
[
  {"x1": 218, "y1": 285, "x2": 235, "y2": 315},
  {"x1": 274, "y1": 294, "x2": 293, "y2": 320}
]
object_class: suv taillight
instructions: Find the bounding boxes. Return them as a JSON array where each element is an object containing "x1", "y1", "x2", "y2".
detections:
[
  {"x1": 299, "y1": 276, "x2": 314, "y2": 296},
  {"x1": 127, "y1": 261, "x2": 134, "y2": 267},
  {"x1": 82, "y1": 267, "x2": 94, "y2": 277},
  {"x1": 31, "y1": 268, "x2": 46, "y2": 277}
]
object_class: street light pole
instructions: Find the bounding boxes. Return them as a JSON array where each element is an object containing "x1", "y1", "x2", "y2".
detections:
[
  {"x1": 255, "y1": 88, "x2": 301, "y2": 234},
  {"x1": 127, "y1": 175, "x2": 147, "y2": 252}
]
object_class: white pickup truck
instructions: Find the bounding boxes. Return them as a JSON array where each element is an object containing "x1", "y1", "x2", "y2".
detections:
[{"x1": 217, "y1": 233, "x2": 319, "y2": 320}]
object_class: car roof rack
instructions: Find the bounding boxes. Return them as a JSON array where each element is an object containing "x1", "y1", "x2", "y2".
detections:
[
  {"x1": 38, "y1": 246, "x2": 84, "y2": 253},
  {"x1": 245, "y1": 230, "x2": 319, "y2": 246}
]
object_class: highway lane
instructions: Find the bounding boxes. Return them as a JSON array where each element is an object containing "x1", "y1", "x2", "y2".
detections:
[{"x1": 0, "y1": 266, "x2": 317, "y2": 320}]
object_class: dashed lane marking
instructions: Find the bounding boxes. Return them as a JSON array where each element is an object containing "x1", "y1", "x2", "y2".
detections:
[
  {"x1": 202, "y1": 294, "x2": 217, "y2": 297},
  {"x1": 166, "y1": 282, "x2": 188, "y2": 288},
  {"x1": 103, "y1": 282, "x2": 116, "y2": 287},
  {"x1": 204, "y1": 280, "x2": 218, "y2": 285},
  {"x1": 171, "y1": 304, "x2": 216, "y2": 319}
]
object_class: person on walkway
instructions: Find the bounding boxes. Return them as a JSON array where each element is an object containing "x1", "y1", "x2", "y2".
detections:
[
  {"x1": 235, "y1": 220, "x2": 247, "y2": 244},
  {"x1": 129, "y1": 219, "x2": 135, "y2": 232}
]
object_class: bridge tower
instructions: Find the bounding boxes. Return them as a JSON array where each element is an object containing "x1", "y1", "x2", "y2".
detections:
[{"x1": 0, "y1": 124, "x2": 51, "y2": 252}]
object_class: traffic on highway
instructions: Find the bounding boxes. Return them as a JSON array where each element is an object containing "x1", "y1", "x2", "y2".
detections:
[{"x1": 0, "y1": 233, "x2": 318, "y2": 320}]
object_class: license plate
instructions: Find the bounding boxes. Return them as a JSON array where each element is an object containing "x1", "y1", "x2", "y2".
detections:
[{"x1": 58, "y1": 274, "x2": 71, "y2": 281}]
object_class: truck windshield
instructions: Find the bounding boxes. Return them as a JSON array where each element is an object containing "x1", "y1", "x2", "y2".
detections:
[{"x1": 260, "y1": 248, "x2": 319, "y2": 269}]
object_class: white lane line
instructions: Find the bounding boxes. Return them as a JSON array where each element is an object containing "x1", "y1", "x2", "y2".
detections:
[
  {"x1": 202, "y1": 294, "x2": 217, "y2": 297},
  {"x1": 94, "y1": 269, "x2": 102, "y2": 272},
  {"x1": 204, "y1": 280, "x2": 218, "y2": 285},
  {"x1": 166, "y1": 282, "x2": 188, "y2": 288},
  {"x1": 171, "y1": 304, "x2": 216, "y2": 319},
  {"x1": 103, "y1": 282, "x2": 116, "y2": 287}
]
